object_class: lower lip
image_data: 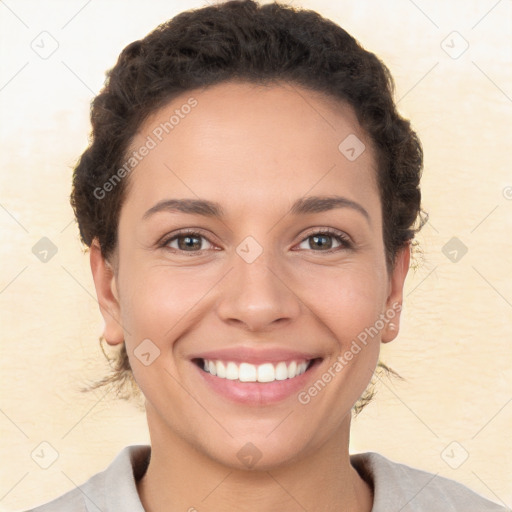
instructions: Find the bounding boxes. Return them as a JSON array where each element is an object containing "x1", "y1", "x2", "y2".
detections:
[{"x1": 193, "y1": 359, "x2": 322, "y2": 405}]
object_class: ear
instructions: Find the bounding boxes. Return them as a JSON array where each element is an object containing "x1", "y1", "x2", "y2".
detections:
[
  {"x1": 90, "y1": 238, "x2": 124, "y2": 346},
  {"x1": 381, "y1": 242, "x2": 411, "y2": 344}
]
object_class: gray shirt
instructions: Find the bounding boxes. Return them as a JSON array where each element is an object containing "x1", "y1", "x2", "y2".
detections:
[{"x1": 25, "y1": 444, "x2": 509, "y2": 511}]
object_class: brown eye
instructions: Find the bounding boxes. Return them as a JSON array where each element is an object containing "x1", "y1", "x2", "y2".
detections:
[
  {"x1": 296, "y1": 229, "x2": 352, "y2": 252},
  {"x1": 175, "y1": 234, "x2": 203, "y2": 251},
  {"x1": 308, "y1": 234, "x2": 335, "y2": 250},
  {"x1": 162, "y1": 231, "x2": 215, "y2": 252}
]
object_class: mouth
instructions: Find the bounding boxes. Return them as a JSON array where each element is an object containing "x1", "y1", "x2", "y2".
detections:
[
  {"x1": 191, "y1": 356, "x2": 323, "y2": 405},
  {"x1": 192, "y1": 357, "x2": 321, "y2": 383}
]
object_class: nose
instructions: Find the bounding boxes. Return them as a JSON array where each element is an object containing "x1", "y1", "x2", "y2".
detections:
[{"x1": 215, "y1": 248, "x2": 302, "y2": 332}]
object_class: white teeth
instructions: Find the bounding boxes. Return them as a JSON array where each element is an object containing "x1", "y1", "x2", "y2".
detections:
[
  {"x1": 287, "y1": 361, "x2": 297, "y2": 379},
  {"x1": 257, "y1": 363, "x2": 275, "y2": 382},
  {"x1": 200, "y1": 358, "x2": 311, "y2": 382},
  {"x1": 275, "y1": 362, "x2": 288, "y2": 380},
  {"x1": 239, "y1": 363, "x2": 257, "y2": 382},
  {"x1": 216, "y1": 360, "x2": 226, "y2": 378},
  {"x1": 225, "y1": 362, "x2": 239, "y2": 380}
]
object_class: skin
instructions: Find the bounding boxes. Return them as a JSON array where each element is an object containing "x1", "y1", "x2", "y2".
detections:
[{"x1": 90, "y1": 81, "x2": 410, "y2": 512}]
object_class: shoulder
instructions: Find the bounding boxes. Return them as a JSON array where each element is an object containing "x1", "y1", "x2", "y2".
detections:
[
  {"x1": 23, "y1": 486, "x2": 89, "y2": 512},
  {"x1": 23, "y1": 445, "x2": 150, "y2": 512},
  {"x1": 350, "y1": 451, "x2": 510, "y2": 512},
  {"x1": 22, "y1": 469, "x2": 105, "y2": 512}
]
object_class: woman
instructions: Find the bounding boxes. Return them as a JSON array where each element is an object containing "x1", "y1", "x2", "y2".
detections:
[{"x1": 26, "y1": 1, "x2": 508, "y2": 510}]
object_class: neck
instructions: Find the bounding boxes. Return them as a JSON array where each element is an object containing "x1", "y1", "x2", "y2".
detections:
[{"x1": 136, "y1": 404, "x2": 373, "y2": 512}]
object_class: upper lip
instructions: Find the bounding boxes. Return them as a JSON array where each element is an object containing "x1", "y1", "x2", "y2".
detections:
[{"x1": 190, "y1": 347, "x2": 322, "y2": 365}]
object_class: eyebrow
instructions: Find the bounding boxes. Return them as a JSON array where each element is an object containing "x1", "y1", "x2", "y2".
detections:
[{"x1": 142, "y1": 195, "x2": 371, "y2": 225}]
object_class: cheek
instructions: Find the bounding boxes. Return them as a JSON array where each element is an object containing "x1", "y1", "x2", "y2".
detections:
[
  {"x1": 118, "y1": 268, "x2": 198, "y2": 397},
  {"x1": 301, "y1": 264, "x2": 387, "y2": 344},
  {"x1": 119, "y1": 264, "x2": 215, "y2": 342},
  {"x1": 120, "y1": 259, "x2": 387, "y2": 337}
]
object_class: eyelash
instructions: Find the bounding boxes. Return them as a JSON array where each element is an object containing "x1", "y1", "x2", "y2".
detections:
[{"x1": 158, "y1": 227, "x2": 353, "y2": 255}]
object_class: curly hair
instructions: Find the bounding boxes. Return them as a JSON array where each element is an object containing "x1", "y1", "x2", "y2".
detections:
[{"x1": 73, "y1": 0, "x2": 428, "y2": 414}]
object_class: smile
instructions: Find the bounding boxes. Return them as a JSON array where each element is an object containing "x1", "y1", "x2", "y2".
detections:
[
  {"x1": 190, "y1": 349, "x2": 323, "y2": 405},
  {"x1": 198, "y1": 358, "x2": 312, "y2": 383}
]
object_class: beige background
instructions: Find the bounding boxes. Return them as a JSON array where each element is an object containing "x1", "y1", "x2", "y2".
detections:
[{"x1": 1, "y1": 0, "x2": 511, "y2": 510}]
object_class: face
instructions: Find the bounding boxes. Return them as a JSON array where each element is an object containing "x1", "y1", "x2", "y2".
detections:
[{"x1": 91, "y1": 81, "x2": 409, "y2": 470}]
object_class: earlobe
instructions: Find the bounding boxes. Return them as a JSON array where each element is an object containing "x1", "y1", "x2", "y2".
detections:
[
  {"x1": 381, "y1": 243, "x2": 411, "y2": 344},
  {"x1": 90, "y1": 239, "x2": 124, "y2": 346}
]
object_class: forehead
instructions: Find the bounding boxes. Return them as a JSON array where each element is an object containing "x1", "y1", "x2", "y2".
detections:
[{"x1": 122, "y1": 80, "x2": 380, "y2": 223}]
